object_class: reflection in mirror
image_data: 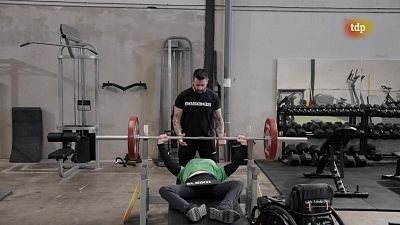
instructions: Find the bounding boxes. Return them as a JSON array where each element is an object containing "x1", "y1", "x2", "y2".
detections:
[
  {"x1": 314, "y1": 59, "x2": 400, "y2": 106},
  {"x1": 276, "y1": 59, "x2": 311, "y2": 107},
  {"x1": 276, "y1": 58, "x2": 400, "y2": 158},
  {"x1": 277, "y1": 58, "x2": 400, "y2": 109}
]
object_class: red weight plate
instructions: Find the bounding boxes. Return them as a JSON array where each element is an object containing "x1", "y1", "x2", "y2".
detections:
[
  {"x1": 128, "y1": 116, "x2": 139, "y2": 160},
  {"x1": 264, "y1": 117, "x2": 278, "y2": 160}
]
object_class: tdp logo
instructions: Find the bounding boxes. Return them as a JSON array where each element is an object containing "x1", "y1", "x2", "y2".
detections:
[{"x1": 344, "y1": 19, "x2": 374, "y2": 38}]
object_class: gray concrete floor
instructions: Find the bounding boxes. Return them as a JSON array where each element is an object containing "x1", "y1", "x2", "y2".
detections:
[{"x1": 0, "y1": 159, "x2": 400, "y2": 225}]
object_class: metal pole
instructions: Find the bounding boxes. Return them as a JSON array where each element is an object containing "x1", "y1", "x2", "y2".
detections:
[
  {"x1": 167, "y1": 40, "x2": 172, "y2": 128},
  {"x1": 94, "y1": 56, "x2": 100, "y2": 169},
  {"x1": 246, "y1": 140, "x2": 254, "y2": 217},
  {"x1": 79, "y1": 47, "x2": 86, "y2": 125},
  {"x1": 140, "y1": 125, "x2": 149, "y2": 225},
  {"x1": 58, "y1": 56, "x2": 64, "y2": 128},
  {"x1": 223, "y1": 0, "x2": 232, "y2": 161}
]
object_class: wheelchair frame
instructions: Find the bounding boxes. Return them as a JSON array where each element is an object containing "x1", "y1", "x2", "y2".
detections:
[{"x1": 249, "y1": 195, "x2": 345, "y2": 225}]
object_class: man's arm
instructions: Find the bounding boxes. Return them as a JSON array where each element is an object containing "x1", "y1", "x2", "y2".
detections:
[
  {"x1": 158, "y1": 134, "x2": 181, "y2": 176},
  {"x1": 158, "y1": 138, "x2": 181, "y2": 176},
  {"x1": 213, "y1": 108, "x2": 224, "y2": 137},
  {"x1": 223, "y1": 135, "x2": 247, "y2": 177},
  {"x1": 173, "y1": 106, "x2": 183, "y2": 135},
  {"x1": 173, "y1": 106, "x2": 187, "y2": 146},
  {"x1": 223, "y1": 145, "x2": 247, "y2": 177},
  {"x1": 213, "y1": 108, "x2": 225, "y2": 145}
]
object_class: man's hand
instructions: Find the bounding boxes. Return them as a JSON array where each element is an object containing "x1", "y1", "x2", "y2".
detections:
[
  {"x1": 177, "y1": 133, "x2": 187, "y2": 146},
  {"x1": 158, "y1": 134, "x2": 169, "y2": 144},
  {"x1": 217, "y1": 133, "x2": 226, "y2": 146},
  {"x1": 237, "y1": 135, "x2": 247, "y2": 146}
]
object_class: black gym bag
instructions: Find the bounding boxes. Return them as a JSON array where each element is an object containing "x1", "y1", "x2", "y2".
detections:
[
  {"x1": 285, "y1": 183, "x2": 334, "y2": 225},
  {"x1": 250, "y1": 184, "x2": 343, "y2": 225}
]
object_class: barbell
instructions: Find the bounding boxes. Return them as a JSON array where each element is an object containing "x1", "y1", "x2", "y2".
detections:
[{"x1": 95, "y1": 116, "x2": 307, "y2": 161}]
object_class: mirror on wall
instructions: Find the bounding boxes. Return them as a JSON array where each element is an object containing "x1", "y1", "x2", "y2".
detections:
[
  {"x1": 276, "y1": 58, "x2": 400, "y2": 108},
  {"x1": 276, "y1": 58, "x2": 400, "y2": 156}
]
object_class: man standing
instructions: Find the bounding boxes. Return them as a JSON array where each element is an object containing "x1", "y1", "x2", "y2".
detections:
[{"x1": 173, "y1": 69, "x2": 225, "y2": 166}]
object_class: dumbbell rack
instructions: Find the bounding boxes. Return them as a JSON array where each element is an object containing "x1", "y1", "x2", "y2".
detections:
[{"x1": 277, "y1": 104, "x2": 400, "y2": 163}]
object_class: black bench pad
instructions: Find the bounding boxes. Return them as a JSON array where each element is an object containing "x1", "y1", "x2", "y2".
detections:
[{"x1": 48, "y1": 148, "x2": 74, "y2": 160}]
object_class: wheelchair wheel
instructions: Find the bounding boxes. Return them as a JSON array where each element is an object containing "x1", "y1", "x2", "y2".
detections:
[
  {"x1": 331, "y1": 208, "x2": 345, "y2": 225},
  {"x1": 254, "y1": 205, "x2": 297, "y2": 225}
]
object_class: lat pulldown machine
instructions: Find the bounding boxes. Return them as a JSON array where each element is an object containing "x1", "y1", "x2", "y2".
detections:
[{"x1": 21, "y1": 24, "x2": 100, "y2": 178}]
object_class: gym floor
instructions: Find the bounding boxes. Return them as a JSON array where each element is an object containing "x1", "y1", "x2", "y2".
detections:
[{"x1": 0, "y1": 159, "x2": 400, "y2": 225}]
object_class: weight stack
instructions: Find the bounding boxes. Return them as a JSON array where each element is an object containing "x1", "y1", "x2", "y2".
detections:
[{"x1": 10, "y1": 107, "x2": 43, "y2": 162}]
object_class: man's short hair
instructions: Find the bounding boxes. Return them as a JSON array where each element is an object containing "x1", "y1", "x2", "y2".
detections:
[{"x1": 193, "y1": 69, "x2": 208, "y2": 80}]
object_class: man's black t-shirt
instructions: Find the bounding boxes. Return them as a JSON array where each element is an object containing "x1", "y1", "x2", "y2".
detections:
[{"x1": 175, "y1": 87, "x2": 221, "y2": 137}]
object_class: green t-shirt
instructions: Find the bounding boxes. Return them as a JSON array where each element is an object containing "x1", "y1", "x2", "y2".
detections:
[{"x1": 176, "y1": 158, "x2": 227, "y2": 183}]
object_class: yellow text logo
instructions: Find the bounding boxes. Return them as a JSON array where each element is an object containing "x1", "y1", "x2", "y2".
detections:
[{"x1": 344, "y1": 19, "x2": 374, "y2": 38}]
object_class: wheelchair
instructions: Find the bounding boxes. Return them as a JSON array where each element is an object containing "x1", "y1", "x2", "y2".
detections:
[{"x1": 249, "y1": 183, "x2": 345, "y2": 225}]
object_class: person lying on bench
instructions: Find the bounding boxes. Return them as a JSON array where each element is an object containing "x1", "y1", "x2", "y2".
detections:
[{"x1": 158, "y1": 134, "x2": 247, "y2": 224}]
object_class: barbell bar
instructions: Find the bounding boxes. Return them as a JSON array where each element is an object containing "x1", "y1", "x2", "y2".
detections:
[
  {"x1": 96, "y1": 135, "x2": 306, "y2": 142},
  {"x1": 95, "y1": 115, "x2": 308, "y2": 161}
]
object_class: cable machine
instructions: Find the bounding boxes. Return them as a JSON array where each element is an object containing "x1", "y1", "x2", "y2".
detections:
[
  {"x1": 157, "y1": 36, "x2": 193, "y2": 166},
  {"x1": 21, "y1": 24, "x2": 100, "y2": 177}
]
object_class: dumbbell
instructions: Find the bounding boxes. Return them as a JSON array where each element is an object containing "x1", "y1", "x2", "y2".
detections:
[
  {"x1": 287, "y1": 105, "x2": 295, "y2": 114},
  {"x1": 351, "y1": 104, "x2": 360, "y2": 114},
  {"x1": 375, "y1": 123, "x2": 384, "y2": 131},
  {"x1": 381, "y1": 104, "x2": 389, "y2": 116},
  {"x1": 296, "y1": 128, "x2": 306, "y2": 137},
  {"x1": 312, "y1": 105, "x2": 322, "y2": 115},
  {"x1": 302, "y1": 121, "x2": 313, "y2": 132},
  {"x1": 323, "y1": 104, "x2": 334, "y2": 115},
  {"x1": 359, "y1": 103, "x2": 369, "y2": 115},
  {"x1": 391, "y1": 130, "x2": 400, "y2": 139},
  {"x1": 313, "y1": 128, "x2": 325, "y2": 138},
  {"x1": 367, "y1": 144, "x2": 383, "y2": 161},
  {"x1": 396, "y1": 105, "x2": 400, "y2": 116},
  {"x1": 348, "y1": 145, "x2": 368, "y2": 167},
  {"x1": 320, "y1": 122, "x2": 330, "y2": 130},
  {"x1": 336, "y1": 104, "x2": 344, "y2": 115},
  {"x1": 286, "y1": 128, "x2": 297, "y2": 137},
  {"x1": 344, "y1": 104, "x2": 353, "y2": 115},
  {"x1": 308, "y1": 145, "x2": 321, "y2": 165},
  {"x1": 374, "y1": 123, "x2": 390, "y2": 139},
  {"x1": 387, "y1": 104, "x2": 396, "y2": 116},
  {"x1": 370, "y1": 104, "x2": 381, "y2": 116},
  {"x1": 383, "y1": 123, "x2": 393, "y2": 131},
  {"x1": 309, "y1": 122, "x2": 320, "y2": 132},
  {"x1": 296, "y1": 143, "x2": 312, "y2": 166},
  {"x1": 292, "y1": 122, "x2": 302, "y2": 130},
  {"x1": 284, "y1": 144, "x2": 301, "y2": 166},
  {"x1": 368, "y1": 129, "x2": 381, "y2": 139},
  {"x1": 343, "y1": 149, "x2": 356, "y2": 167},
  {"x1": 393, "y1": 123, "x2": 400, "y2": 130},
  {"x1": 333, "y1": 122, "x2": 343, "y2": 130},
  {"x1": 324, "y1": 128, "x2": 334, "y2": 137},
  {"x1": 298, "y1": 105, "x2": 307, "y2": 114},
  {"x1": 381, "y1": 130, "x2": 392, "y2": 139}
]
